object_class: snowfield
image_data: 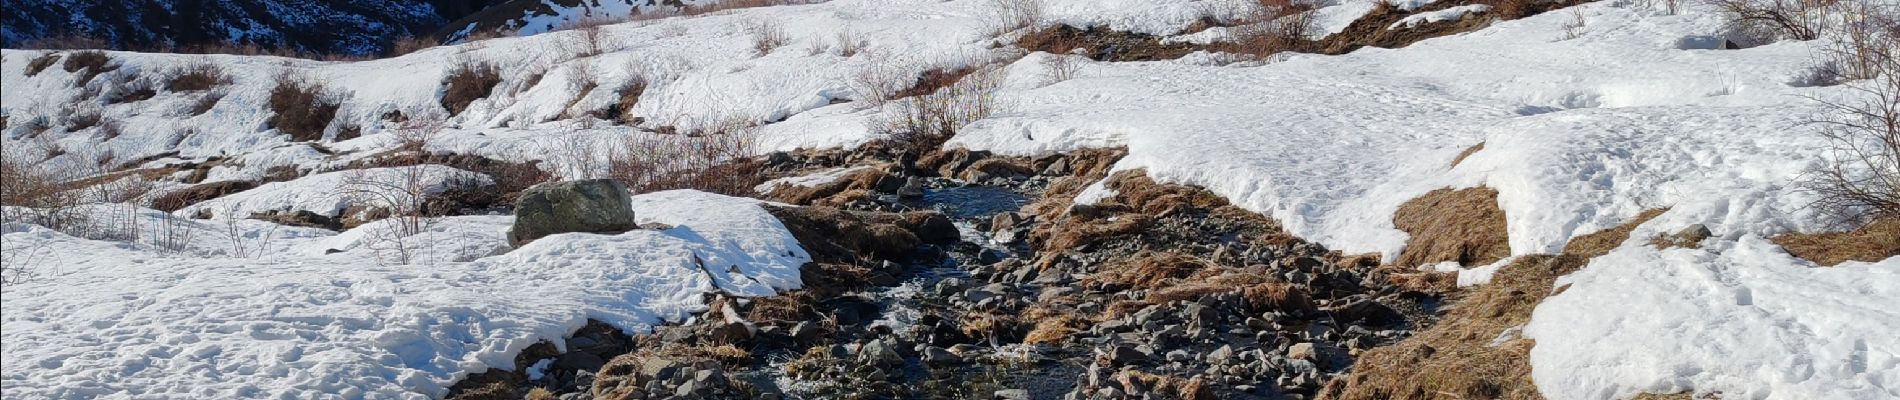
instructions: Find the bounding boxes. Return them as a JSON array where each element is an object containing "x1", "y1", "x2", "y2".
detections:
[
  {"x1": 0, "y1": 190, "x2": 807, "y2": 398},
  {"x1": 2, "y1": 0, "x2": 1898, "y2": 398}
]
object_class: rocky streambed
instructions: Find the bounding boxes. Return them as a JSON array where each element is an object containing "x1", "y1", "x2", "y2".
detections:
[{"x1": 449, "y1": 148, "x2": 1443, "y2": 400}]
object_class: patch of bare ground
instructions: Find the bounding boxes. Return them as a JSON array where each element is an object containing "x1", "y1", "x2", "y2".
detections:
[
  {"x1": 1320, "y1": 254, "x2": 1583, "y2": 400},
  {"x1": 1314, "y1": 0, "x2": 1594, "y2": 54},
  {"x1": 1327, "y1": 205, "x2": 1686, "y2": 399},
  {"x1": 1563, "y1": 208, "x2": 1669, "y2": 258},
  {"x1": 759, "y1": 164, "x2": 904, "y2": 207},
  {"x1": 1392, "y1": 187, "x2": 1511, "y2": 267},
  {"x1": 1450, "y1": 142, "x2": 1485, "y2": 168},
  {"x1": 1773, "y1": 218, "x2": 1900, "y2": 266},
  {"x1": 1015, "y1": 25, "x2": 1198, "y2": 62}
]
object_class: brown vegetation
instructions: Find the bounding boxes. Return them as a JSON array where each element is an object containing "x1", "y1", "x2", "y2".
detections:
[
  {"x1": 25, "y1": 53, "x2": 60, "y2": 77},
  {"x1": 441, "y1": 59, "x2": 503, "y2": 115},
  {"x1": 61, "y1": 50, "x2": 117, "y2": 86},
  {"x1": 1321, "y1": 254, "x2": 1586, "y2": 400},
  {"x1": 266, "y1": 71, "x2": 342, "y2": 142},
  {"x1": 165, "y1": 63, "x2": 230, "y2": 92},
  {"x1": 1773, "y1": 218, "x2": 1900, "y2": 266},
  {"x1": 1391, "y1": 187, "x2": 1510, "y2": 267},
  {"x1": 1562, "y1": 208, "x2": 1669, "y2": 258},
  {"x1": 1450, "y1": 142, "x2": 1485, "y2": 168}
]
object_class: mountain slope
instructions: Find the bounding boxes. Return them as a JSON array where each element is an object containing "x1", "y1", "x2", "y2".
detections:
[{"x1": 0, "y1": 0, "x2": 510, "y2": 55}]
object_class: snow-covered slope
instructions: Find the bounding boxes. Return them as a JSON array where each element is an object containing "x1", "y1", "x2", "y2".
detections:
[
  {"x1": 2, "y1": 0, "x2": 1896, "y2": 398},
  {"x1": 0, "y1": 190, "x2": 806, "y2": 398}
]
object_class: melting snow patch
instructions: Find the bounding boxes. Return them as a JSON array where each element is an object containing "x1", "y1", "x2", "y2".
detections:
[
  {"x1": 1389, "y1": 4, "x2": 1492, "y2": 30},
  {"x1": 0, "y1": 190, "x2": 807, "y2": 399}
]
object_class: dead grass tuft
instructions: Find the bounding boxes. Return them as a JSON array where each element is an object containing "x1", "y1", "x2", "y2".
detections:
[
  {"x1": 1450, "y1": 142, "x2": 1485, "y2": 168},
  {"x1": 166, "y1": 63, "x2": 229, "y2": 92},
  {"x1": 1321, "y1": 254, "x2": 1587, "y2": 400},
  {"x1": 1773, "y1": 218, "x2": 1900, "y2": 266},
  {"x1": 1563, "y1": 208, "x2": 1668, "y2": 258},
  {"x1": 25, "y1": 53, "x2": 61, "y2": 77},
  {"x1": 266, "y1": 71, "x2": 342, "y2": 142},
  {"x1": 1392, "y1": 187, "x2": 1510, "y2": 267},
  {"x1": 1087, "y1": 251, "x2": 1213, "y2": 290},
  {"x1": 440, "y1": 59, "x2": 503, "y2": 116},
  {"x1": 61, "y1": 50, "x2": 117, "y2": 86}
]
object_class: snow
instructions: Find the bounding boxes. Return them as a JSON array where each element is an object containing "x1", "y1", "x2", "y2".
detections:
[
  {"x1": 0, "y1": 190, "x2": 808, "y2": 399},
  {"x1": 753, "y1": 166, "x2": 873, "y2": 194},
  {"x1": 2, "y1": 0, "x2": 1898, "y2": 398},
  {"x1": 175, "y1": 165, "x2": 492, "y2": 220},
  {"x1": 1390, "y1": 4, "x2": 1490, "y2": 30},
  {"x1": 1526, "y1": 237, "x2": 1900, "y2": 399}
]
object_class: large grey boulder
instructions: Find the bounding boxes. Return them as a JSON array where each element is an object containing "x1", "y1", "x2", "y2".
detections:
[{"x1": 508, "y1": 179, "x2": 638, "y2": 247}]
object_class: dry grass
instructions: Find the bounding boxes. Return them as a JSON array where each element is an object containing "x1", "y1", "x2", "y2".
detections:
[
  {"x1": 1086, "y1": 251, "x2": 1214, "y2": 290},
  {"x1": 1450, "y1": 142, "x2": 1485, "y2": 168},
  {"x1": 440, "y1": 59, "x2": 503, "y2": 116},
  {"x1": 189, "y1": 91, "x2": 225, "y2": 116},
  {"x1": 1562, "y1": 208, "x2": 1668, "y2": 258},
  {"x1": 266, "y1": 71, "x2": 341, "y2": 142},
  {"x1": 1392, "y1": 187, "x2": 1511, "y2": 267},
  {"x1": 761, "y1": 166, "x2": 894, "y2": 206},
  {"x1": 25, "y1": 53, "x2": 60, "y2": 77},
  {"x1": 1321, "y1": 254, "x2": 1587, "y2": 400},
  {"x1": 1022, "y1": 308, "x2": 1086, "y2": 345},
  {"x1": 61, "y1": 50, "x2": 117, "y2": 86},
  {"x1": 746, "y1": 19, "x2": 790, "y2": 56},
  {"x1": 959, "y1": 311, "x2": 1022, "y2": 341},
  {"x1": 165, "y1": 63, "x2": 229, "y2": 92},
  {"x1": 1773, "y1": 218, "x2": 1900, "y2": 266}
]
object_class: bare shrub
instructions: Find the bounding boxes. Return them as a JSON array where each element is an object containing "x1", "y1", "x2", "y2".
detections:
[
  {"x1": 25, "y1": 53, "x2": 60, "y2": 77},
  {"x1": 1804, "y1": 39, "x2": 1900, "y2": 222},
  {"x1": 874, "y1": 64, "x2": 1006, "y2": 155},
  {"x1": 388, "y1": 35, "x2": 440, "y2": 56},
  {"x1": 166, "y1": 63, "x2": 230, "y2": 92},
  {"x1": 267, "y1": 71, "x2": 342, "y2": 142},
  {"x1": 105, "y1": 75, "x2": 157, "y2": 104},
  {"x1": 747, "y1": 19, "x2": 791, "y2": 56},
  {"x1": 391, "y1": 107, "x2": 446, "y2": 152},
  {"x1": 94, "y1": 118, "x2": 124, "y2": 140},
  {"x1": 850, "y1": 53, "x2": 914, "y2": 107},
  {"x1": 1814, "y1": 2, "x2": 1898, "y2": 83},
  {"x1": 834, "y1": 28, "x2": 866, "y2": 57},
  {"x1": 1231, "y1": 0, "x2": 1315, "y2": 57},
  {"x1": 61, "y1": 50, "x2": 117, "y2": 86},
  {"x1": 607, "y1": 121, "x2": 764, "y2": 196},
  {"x1": 341, "y1": 166, "x2": 434, "y2": 265},
  {"x1": 989, "y1": 0, "x2": 1047, "y2": 35},
  {"x1": 440, "y1": 57, "x2": 503, "y2": 116},
  {"x1": 1706, "y1": 0, "x2": 1837, "y2": 42},
  {"x1": 1561, "y1": 8, "x2": 1589, "y2": 40},
  {"x1": 1040, "y1": 53, "x2": 1083, "y2": 84}
]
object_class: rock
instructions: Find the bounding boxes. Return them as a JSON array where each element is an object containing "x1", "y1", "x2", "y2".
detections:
[
  {"x1": 898, "y1": 177, "x2": 927, "y2": 198},
  {"x1": 1042, "y1": 157, "x2": 1071, "y2": 176},
  {"x1": 1288, "y1": 343, "x2": 1319, "y2": 361},
  {"x1": 924, "y1": 346, "x2": 962, "y2": 365},
  {"x1": 508, "y1": 179, "x2": 638, "y2": 247},
  {"x1": 1165, "y1": 349, "x2": 1193, "y2": 362},
  {"x1": 1325, "y1": 300, "x2": 1404, "y2": 327},
  {"x1": 994, "y1": 389, "x2": 1031, "y2": 400},
  {"x1": 1103, "y1": 345, "x2": 1148, "y2": 365},
  {"x1": 708, "y1": 321, "x2": 753, "y2": 345},
  {"x1": 554, "y1": 351, "x2": 606, "y2": 373},
  {"x1": 1205, "y1": 344, "x2": 1235, "y2": 365},
  {"x1": 859, "y1": 339, "x2": 905, "y2": 367},
  {"x1": 992, "y1": 212, "x2": 1026, "y2": 232}
]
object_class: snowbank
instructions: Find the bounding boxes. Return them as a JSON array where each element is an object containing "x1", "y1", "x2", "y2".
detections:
[
  {"x1": 175, "y1": 165, "x2": 492, "y2": 220},
  {"x1": 0, "y1": 190, "x2": 808, "y2": 398},
  {"x1": 1527, "y1": 238, "x2": 1900, "y2": 399}
]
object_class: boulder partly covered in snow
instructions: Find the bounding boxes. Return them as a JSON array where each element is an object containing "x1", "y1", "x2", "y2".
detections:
[{"x1": 508, "y1": 179, "x2": 638, "y2": 246}]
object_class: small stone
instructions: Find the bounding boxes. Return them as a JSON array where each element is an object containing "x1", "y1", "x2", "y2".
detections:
[
  {"x1": 994, "y1": 389, "x2": 1030, "y2": 400},
  {"x1": 1288, "y1": 343, "x2": 1318, "y2": 361},
  {"x1": 924, "y1": 346, "x2": 962, "y2": 365},
  {"x1": 791, "y1": 321, "x2": 822, "y2": 345},
  {"x1": 1205, "y1": 344, "x2": 1235, "y2": 364},
  {"x1": 1103, "y1": 345, "x2": 1148, "y2": 365},
  {"x1": 859, "y1": 339, "x2": 905, "y2": 367},
  {"x1": 1165, "y1": 349, "x2": 1193, "y2": 362}
]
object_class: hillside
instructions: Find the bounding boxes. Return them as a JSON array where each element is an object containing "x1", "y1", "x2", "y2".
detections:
[
  {"x1": 2, "y1": 0, "x2": 1897, "y2": 399},
  {"x1": 0, "y1": 0, "x2": 509, "y2": 55}
]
